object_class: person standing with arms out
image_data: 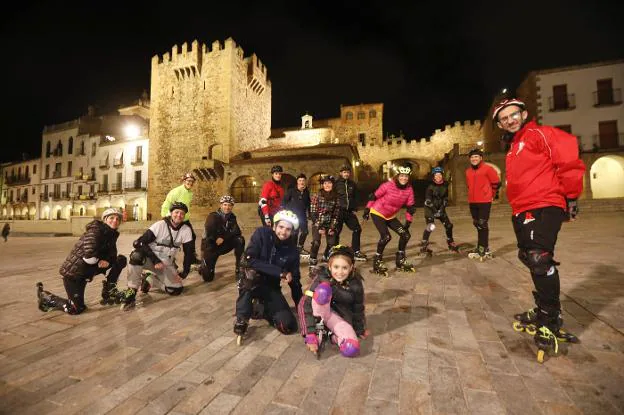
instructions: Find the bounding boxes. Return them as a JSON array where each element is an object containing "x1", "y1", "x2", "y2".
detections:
[
  {"x1": 282, "y1": 173, "x2": 311, "y2": 258},
  {"x1": 335, "y1": 165, "x2": 367, "y2": 261},
  {"x1": 494, "y1": 98, "x2": 585, "y2": 362},
  {"x1": 419, "y1": 167, "x2": 460, "y2": 256},
  {"x1": 161, "y1": 172, "x2": 199, "y2": 264},
  {"x1": 465, "y1": 148, "x2": 501, "y2": 261},
  {"x1": 36, "y1": 208, "x2": 127, "y2": 314},
  {"x1": 363, "y1": 163, "x2": 417, "y2": 275},
  {"x1": 309, "y1": 175, "x2": 341, "y2": 270},
  {"x1": 258, "y1": 165, "x2": 285, "y2": 227}
]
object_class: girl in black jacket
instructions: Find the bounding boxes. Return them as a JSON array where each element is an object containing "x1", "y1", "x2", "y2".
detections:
[
  {"x1": 297, "y1": 245, "x2": 368, "y2": 357},
  {"x1": 37, "y1": 208, "x2": 127, "y2": 314}
]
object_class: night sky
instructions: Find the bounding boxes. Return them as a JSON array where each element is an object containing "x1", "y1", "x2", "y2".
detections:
[{"x1": 1, "y1": 0, "x2": 622, "y2": 162}]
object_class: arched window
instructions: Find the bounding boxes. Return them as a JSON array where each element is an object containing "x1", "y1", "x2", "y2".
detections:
[
  {"x1": 230, "y1": 176, "x2": 262, "y2": 203},
  {"x1": 46, "y1": 141, "x2": 51, "y2": 157},
  {"x1": 56, "y1": 140, "x2": 63, "y2": 156},
  {"x1": 357, "y1": 111, "x2": 366, "y2": 120},
  {"x1": 346, "y1": 112, "x2": 353, "y2": 120},
  {"x1": 308, "y1": 172, "x2": 327, "y2": 194},
  {"x1": 68, "y1": 137, "x2": 73, "y2": 154},
  {"x1": 369, "y1": 109, "x2": 377, "y2": 118}
]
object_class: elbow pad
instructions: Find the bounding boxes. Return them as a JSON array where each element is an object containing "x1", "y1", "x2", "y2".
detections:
[
  {"x1": 258, "y1": 198, "x2": 267, "y2": 208},
  {"x1": 313, "y1": 281, "x2": 332, "y2": 305},
  {"x1": 82, "y1": 257, "x2": 98, "y2": 265}
]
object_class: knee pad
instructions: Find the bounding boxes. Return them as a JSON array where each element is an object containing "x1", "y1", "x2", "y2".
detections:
[
  {"x1": 313, "y1": 281, "x2": 332, "y2": 305},
  {"x1": 165, "y1": 286, "x2": 184, "y2": 296},
  {"x1": 518, "y1": 249, "x2": 555, "y2": 276},
  {"x1": 339, "y1": 338, "x2": 360, "y2": 357},
  {"x1": 129, "y1": 249, "x2": 146, "y2": 266},
  {"x1": 379, "y1": 233, "x2": 392, "y2": 244},
  {"x1": 426, "y1": 223, "x2": 436, "y2": 232},
  {"x1": 476, "y1": 219, "x2": 488, "y2": 231},
  {"x1": 116, "y1": 255, "x2": 127, "y2": 269}
]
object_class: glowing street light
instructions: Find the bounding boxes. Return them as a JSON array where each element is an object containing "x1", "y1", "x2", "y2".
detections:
[
  {"x1": 124, "y1": 124, "x2": 141, "y2": 139},
  {"x1": 477, "y1": 141, "x2": 483, "y2": 146}
]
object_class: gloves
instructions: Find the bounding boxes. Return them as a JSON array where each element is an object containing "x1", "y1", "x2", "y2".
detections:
[
  {"x1": 263, "y1": 214, "x2": 271, "y2": 226},
  {"x1": 362, "y1": 208, "x2": 370, "y2": 221},
  {"x1": 566, "y1": 198, "x2": 578, "y2": 221}
]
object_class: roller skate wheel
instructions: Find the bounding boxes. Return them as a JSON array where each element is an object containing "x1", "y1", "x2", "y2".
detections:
[
  {"x1": 512, "y1": 321, "x2": 524, "y2": 332},
  {"x1": 526, "y1": 326, "x2": 537, "y2": 336},
  {"x1": 236, "y1": 335, "x2": 243, "y2": 346},
  {"x1": 537, "y1": 349, "x2": 545, "y2": 363}
]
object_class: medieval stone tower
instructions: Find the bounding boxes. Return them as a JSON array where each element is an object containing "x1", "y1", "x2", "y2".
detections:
[{"x1": 147, "y1": 38, "x2": 271, "y2": 218}]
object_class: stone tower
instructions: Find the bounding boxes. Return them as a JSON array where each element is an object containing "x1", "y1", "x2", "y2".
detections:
[{"x1": 147, "y1": 38, "x2": 271, "y2": 218}]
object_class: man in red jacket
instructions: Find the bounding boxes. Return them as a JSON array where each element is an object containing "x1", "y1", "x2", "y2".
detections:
[
  {"x1": 494, "y1": 98, "x2": 585, "y2": 361},
  {"x1": 258, "y1": 165, "x2": 285, "y2": 227},
  {"x1": 465, "y1": 148, "x2": 500, "y2": 261}
]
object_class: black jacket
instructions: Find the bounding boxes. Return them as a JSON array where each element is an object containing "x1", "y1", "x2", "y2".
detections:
[
  {"x1": 59, "y1": 220, "x2": 119, "y2": 279},
  {"x1": 244, "y1": 226, "x2": 301, "y2": 289},
  {"x1": 202, "y1": 210, "x2": 241, "y2": 251},
  {"x1": 335, "y1": 177, "x2": 358, "y2": 211},
  {"x1": 424, "y1": 182, "x2": 449, "y2": 212},
  {"x1": 282, "y1": 186, "x2": 311, "y2": 222},
  {"x1": 301, "y1": 266, "x2": 366, "y2": 336}
]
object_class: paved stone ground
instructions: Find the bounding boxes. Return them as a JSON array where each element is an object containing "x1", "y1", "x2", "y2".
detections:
[{"x1": 0, "y1": 213, "x2": 623, "y2": 415}]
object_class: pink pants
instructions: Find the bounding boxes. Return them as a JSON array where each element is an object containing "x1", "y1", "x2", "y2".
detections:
[{"x1": 312, "y1": 299, "x2": 357, "y2": 345}]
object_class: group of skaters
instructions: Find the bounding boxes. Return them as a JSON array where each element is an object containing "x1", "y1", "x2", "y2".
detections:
[{"x1": 36, "y1": 97, "x2": 585, "y2": 362}]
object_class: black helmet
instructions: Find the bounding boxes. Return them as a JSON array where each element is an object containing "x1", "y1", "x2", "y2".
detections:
[
  {"x1": 468, "y1": 148, "x2": 483, "y2": 157},
  {"x1": 270, "y1": 165, "x2": 283, "y2": 173},
  {"x1": 328, "y1": 244, "x2": 355, "y2": 261},
  {"x1": 169, "y1": 201, "x2": 189, "y2": 213},
  {"x1": 319, "y1": 175, "x2": 335, "y2": 184},
  {"x1": 339, "y1": 164, "x2": 352, "y2": 172}
]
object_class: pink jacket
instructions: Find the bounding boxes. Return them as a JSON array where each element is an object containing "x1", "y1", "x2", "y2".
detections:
[{"x1": 366, "y1": 180, "x2": 415, "y2": 222}]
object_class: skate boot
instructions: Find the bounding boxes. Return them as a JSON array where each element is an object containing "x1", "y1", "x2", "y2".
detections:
[
  {"x1": 299, "y1": 246, "x2": 311, "y2": 261},
  {"x1": 118, "y1": 288, "x2": 137, "y2": 311},
  {"x1": 250, "y1": 298, "x2": 265, "y2": 320},
  {"x1": 308, "y1": 258, "x2": 319, "y2": 275},
  {"x1": 100, "y1": 280, "x2": 121, "y2": 305},
  {"x1": 372, "y1": 254, "x2": 389, "y2": 277},
  {"x1": 140, "y1": 271, "x2": 152, "y2": 294},
  {"x1": 234, "y1": 317, "x2": 249, "y2": 346},
  {"x1": 353, "y1": 251, "x2": 367, "y2": 261},
  {"x1": 468, "y1": 245, "x2": 490, "y2": 262},
  {"x1": 395, "y1": 251, "x2": 416, "y2": 273},
  {"x1": 37, "y1": 282, "x2": 68, "y2": 312},
  {"x1": 447, "y1": 239, "x2": 460, "y2": 253},
  {"x1": 419, "y1": 240, "x2": 433, "y2": 257}
]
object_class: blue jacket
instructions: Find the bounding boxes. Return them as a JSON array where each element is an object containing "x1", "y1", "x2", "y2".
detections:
[{"x1": 245, "y1": 227, "x2": 301, "y2": 288}]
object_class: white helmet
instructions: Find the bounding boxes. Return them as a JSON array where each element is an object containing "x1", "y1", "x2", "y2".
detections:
[
  {"x1": 273, "y1": 209, "x2": 299, "y2": 231},
  {"x1": 102, "y1": 208, "x2": 122, "y2": 221}
]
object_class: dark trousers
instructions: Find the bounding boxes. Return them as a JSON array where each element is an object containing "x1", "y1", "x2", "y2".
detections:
[
  {"x1": 202, "y1": 237, "x2": 245, "y2": 270},
  {"x1": 336, "y1": 210, "x2": 362, "y2": 252},
  {"x1": 310, "y1": 226, "x2": 337, "y2": 260},
  {"x1": 422, "y1": 207, "x2": 454, "y2": 242},
  {"x1": 371, "y1": 214, "x2": 410, "y2": 255},
  {"x1": 469, "y1": 203, "x2": 492, "y2": 249},
  {"x1": 236, "y1": 284, "x2": 298, "y2": 334},
  {"x1": 292, "y1": 219, "x2": 309, "y2": 248},
  {"x1": 183, "y1": 220, "x2": 198, "y2": 258},
  {"x1": 512, "y1": 207, "x2": 565, "y2": 322}
]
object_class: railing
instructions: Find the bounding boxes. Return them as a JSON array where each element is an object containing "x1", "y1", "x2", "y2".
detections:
[
  {"x1": 548, "y1": 94, "x2": 576, "y2": 111},
  {"x1": 131, "y1": 156, "x2": 143, "y2": 165},
  {"x1": 5, "y1": 175, "x2": 31, "y2": 185},
  {"x1": 110, "y1": 183, "x2": 123, "y2": 193},
  {"x1": 52, "y1": 171, "x2": 62, "y2": 178},
  {"x1": 113, "y1": 158, "x2": 124, "y2": 167},
  {"x1": 74, "y1": 174, "x2": 96, "y2": 181},
  {"x1": 124, "y1": 180, "x2": 148, "y2": 191},
  {"x1": 99, "y1": 159, "x2": 109, "y2": 168},
  {"x1": 593, "y1": 88, "x2": 622, "y2": 107},
  {"x1": 591, "y1": 133, "x2": 624, "y2": 150},
  {"x1": 74, "y1": 193, "x2": 96, "y2": 200}
]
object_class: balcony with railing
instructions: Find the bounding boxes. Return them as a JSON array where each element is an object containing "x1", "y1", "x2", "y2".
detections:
[
  {"x1": 99, "y1": 158, "x2": 109, "y2": 169},
  {"x1": 130, "y1": 155, "x2": 144, "y2": 166},
  {"x1": 593, "y1": 88, "x2": 622, "y2": 107},
  {"x1": 52, "y1": 171, "x2": 62, "y2": 178},
  {"x1": 124, "y1": 180, "x2": 148, "y2": 191},
  {"x1": 74, "y1": 193, "x2": 97, "y2": 200},
  {"x1": 109, "y1": 183, "x2": 123, "y2": 193},
  {"x1": 113, "y1": 156, "x2": 124, "y2": 168},
  {"x1": 591, "y1": 133, "x2": 624, "y2": 150},
  {"x1": 5, "y1": 175, "x2": 31, "y2": 185},
  {"x1": 74, "y1": 173, "x2": 96, "y2": 181},
  {"x1": 548, "y1": 94, "x2": 576, "y2": 112}
]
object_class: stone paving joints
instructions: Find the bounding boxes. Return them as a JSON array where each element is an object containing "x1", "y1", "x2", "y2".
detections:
[{"x1": 0, "y1": 212, "x2": 623, "y2": 414}]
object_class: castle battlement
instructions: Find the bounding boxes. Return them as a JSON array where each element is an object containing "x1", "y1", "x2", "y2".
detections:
[{"x1": 152, "y1": 37, "x2": 251, "y2": 69}]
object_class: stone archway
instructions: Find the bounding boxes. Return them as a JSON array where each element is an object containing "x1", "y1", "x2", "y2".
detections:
[
  {"x1": 230, "y1": 175, "x2": 262, "y2": 203},
  {"x1": 308, "y1": 172, "x2": 328, "y2": 194},
  {"x1": 590, "y1": 155, "x2": 624, "y2": 199}
]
